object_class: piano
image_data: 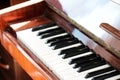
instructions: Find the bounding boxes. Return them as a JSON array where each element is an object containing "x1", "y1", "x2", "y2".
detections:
[{"x1": 0, "y1": 0, "x2": 120, "y2": 80}]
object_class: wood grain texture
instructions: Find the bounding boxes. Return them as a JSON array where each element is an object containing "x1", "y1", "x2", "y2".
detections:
[
  {"x1": 1, "y1": 32, "x2": 56, "y2": 80},
  {"x1": 0, "y1": 0, "x2": 46, "y2": 24},
  {"x1": 10, "y1": 0, "x2": 29, "y2": 5},
  {"x1": 100, "y1": 23, "x2": 120, "y2": 40},
  {"x1": 0, "y1": 1, "x2": 59, "y2": 79},
  {"x1": 1, "y1": 1, "x2": 120, "y2": 80}
]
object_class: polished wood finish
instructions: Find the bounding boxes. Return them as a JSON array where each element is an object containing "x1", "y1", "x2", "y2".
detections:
[
  {"x1": 100, "y1": 23, "x2": 120, "y2": 40},
  {"x1": 0, "y1": 44, "x2": 14, "y2": 80},
  {"x1": 0, "y1": 1, "x2": 59, "y2": 80},
  {"x1": 0, "y1": 0, "x2": 120, "y2": 80},
  {"x1": 0, "y1": 0, "x2": 46, "y2": 24},
  {"x1": 1, "y1": 32, "x2": 56, "y2": 80},
  {"x1": 0, "y1": 44, "x2": 32, "y2": 80},
  {"x1": 10, "y1": 0, "x2": 28, "y2": 5},
  {"x1": 15, "y1": 16, "x2": 51, "y2": 31},
  {"x1": 0, "y1": 62, "x2": 9, "y2": 70}
]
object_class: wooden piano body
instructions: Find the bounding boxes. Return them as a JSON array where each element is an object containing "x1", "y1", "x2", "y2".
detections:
[{"x1": 0, "y1": 0, "x2": 120, "y2": 80}]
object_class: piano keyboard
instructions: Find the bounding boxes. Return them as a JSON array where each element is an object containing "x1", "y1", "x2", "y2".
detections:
[{"x1": 17, "y1": 22, "x2": 120, "y2": 80}]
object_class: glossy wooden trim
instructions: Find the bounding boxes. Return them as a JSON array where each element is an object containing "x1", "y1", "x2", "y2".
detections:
[
  {"x1": 15, "y1": 16, "x2": 51, "y2": 31},
  {"x1": 0, "y1": 14, "x2": 59, "y2": 80},
  {"x1": 45, "y1": 0, "x2": 63, "y2": 12},
  {"x1": 100, "y1": 23, "x2": 120, "y2": 40},
  {"x1": 10, "y1": 0, "x2": 29, "y2": 5},
  {"x1": 1, "y1": 32, "x2": 57, "y2": 80},
  {"x1": 0, "y1": 62, "x2": 9, "y2": 70},
  {"x1": 0, "y1": 3, "x2": 59, "y2": 79},
  {"x1": 45, "y1": 7, "x2": 74, "y2": 33},
  {"x1": 0, "y1": 0, "x2": 46, "y2": 24}
]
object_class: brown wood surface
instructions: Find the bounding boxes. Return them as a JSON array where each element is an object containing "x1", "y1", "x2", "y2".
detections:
[
  {"x1": 0, "y1": 0, "x2": 120, "y2": 80},
  {"x1": 0, "y1": 1, "x2": 59, "y2": 80},
  {"x1": 10, "y1": 0, "x2": 29, "y2": 5},
  {"x1": 0, "y1": 0, "x2": 46, "y2": 24},
  {"x1": 100, "y1": 23, "x2": 120, "y2": 40},
  {"x1": 15, "y1": 16, "x2": 51, "y2": 31},
  {"x1": 1, "y1": 31, "x2": 58, "y2": 80}
]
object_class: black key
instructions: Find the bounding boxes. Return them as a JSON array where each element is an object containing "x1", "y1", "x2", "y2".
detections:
[
  {"x1": 46, "y1": 34, "x2": 72, "y2": 43},
  {"x1": 59, "y1": 45, "x2": 85, "y2": 55},
  {"x1": 41, "y1": 29, "x2": 66, "y2": 39},
  {"x1": 53, "y1": 38, "x2": 80, "y2": 49},
  {"x1": 92, "y1": 70, "x2": 120, "y2": 80},
  {"x1": 74, "y1": 57, "x2": 101, "y2": 68},
  {"x1": 49, "y1": 35, "x2": 75, "y2": 45},
  {"x1": 63, "y1": 46, "x2": 90, "y2": 59},
  {"x1": 70, "y1": 53, "x2": 97, "y2": 64},
  {"x1": 85, "y1": 66, "x2": 114, "y2": 78},
  {"x1": 77, "y1": 59, "x2": 106, "y2": 72},
  {"x1": 37, "y1": 27, "x2": 62, "y2": 36},
  {"x1": 50, "y1": 37, "x2": 75, "y2": 46},
  {"x1": 32, "y1": 22, "x2": 57, "y2": 31}
]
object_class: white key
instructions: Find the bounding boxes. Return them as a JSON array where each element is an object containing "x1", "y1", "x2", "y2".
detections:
[
  {"x1": 43, "y1": 51, "x2": 93, "y2": 67},
  {"x1": 36, "y1": 25, "x2": 59, "y2": 32},
  {"x1": 17, "y1": 27, "x2": 118, "y2": 80},
  {"x1": 54, "y1": 64, "x2": 110, "y2": 80}
]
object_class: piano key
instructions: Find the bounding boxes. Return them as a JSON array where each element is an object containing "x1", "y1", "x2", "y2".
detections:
[
  {"x1": 37, "y1": 27, "x2": 62, "y2": 36},
  {"x1": 59, "y1": 45, "x2": 85, "y2": 55},
  {"x1": 42, "y1": 33, "x2": 68, "y2": 42},
  {"x1": 32, "y1": 22, "x2": 57, "y2": 31},
  {"x1": 47, "y1": 44, "x2": 82, "y2": 57},
  {"x1": 78, "y1": 59, "x2": 106, "y2": 72},
  {"x1": 17, "y1": 23, "x2": 120, "y2": 80},
  {"x1": 17, "y1": 27, "x2": 115, "y2": 79},
  {"x1": 85, "y1": 66, "x2": 114, "y2": 78},
  {"x1": 43, "y1": 51, "x2": 93, "y2": 69},
  {"x1": 49, "y1": 37, "x2": 75, "y2": 47},
  {"x1": 54, "y1": 64, "x2": 110, "y2": 80},
  {"x1": 41, "y1": 38, "x2": 82, "y2": 56},
  {"x1": 41, "y1": 29, "x2": 66, "y2": 39},
  {"x1": 73, "y1": 56, "x2": 101, "y2": 68},
  {"x1": 53, "y1": 38, "x2": 80, "y2": 49},
  {"x1": 38, "y1": 43, "x2": 84, "y2": 68},
  {"x1": 69, "y1": 53, "x2": 97, "y2": 64},
  {"x1": 92, "y1": 70, "x2": 120, "y2": 80},
  {"x1": 46, "y1": 34, "x2": 73, "y2": 43},
  {"x1": 62, "y1": 46, "x2": 90, "y2": 59}
]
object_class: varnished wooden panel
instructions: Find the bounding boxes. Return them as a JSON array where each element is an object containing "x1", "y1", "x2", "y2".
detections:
[{"x1": 10, "y1": 0, "x2": 29, "y2": 5}]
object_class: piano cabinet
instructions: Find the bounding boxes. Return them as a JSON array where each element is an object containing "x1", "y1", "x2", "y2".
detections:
[
  {"x1": 1, "y1": 0, "x2": 120, "y2": 80},
  {"x1": 10, "y1": 0, "x2": 29, "y2": 5},
  {"x1": 0, "y1": 44, "x2": 32, "y2": 80}
]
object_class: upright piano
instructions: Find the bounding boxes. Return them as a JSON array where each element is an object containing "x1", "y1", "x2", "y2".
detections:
[{"x1": 0, "y1": 0, "x2": 120, "y2": 80}]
